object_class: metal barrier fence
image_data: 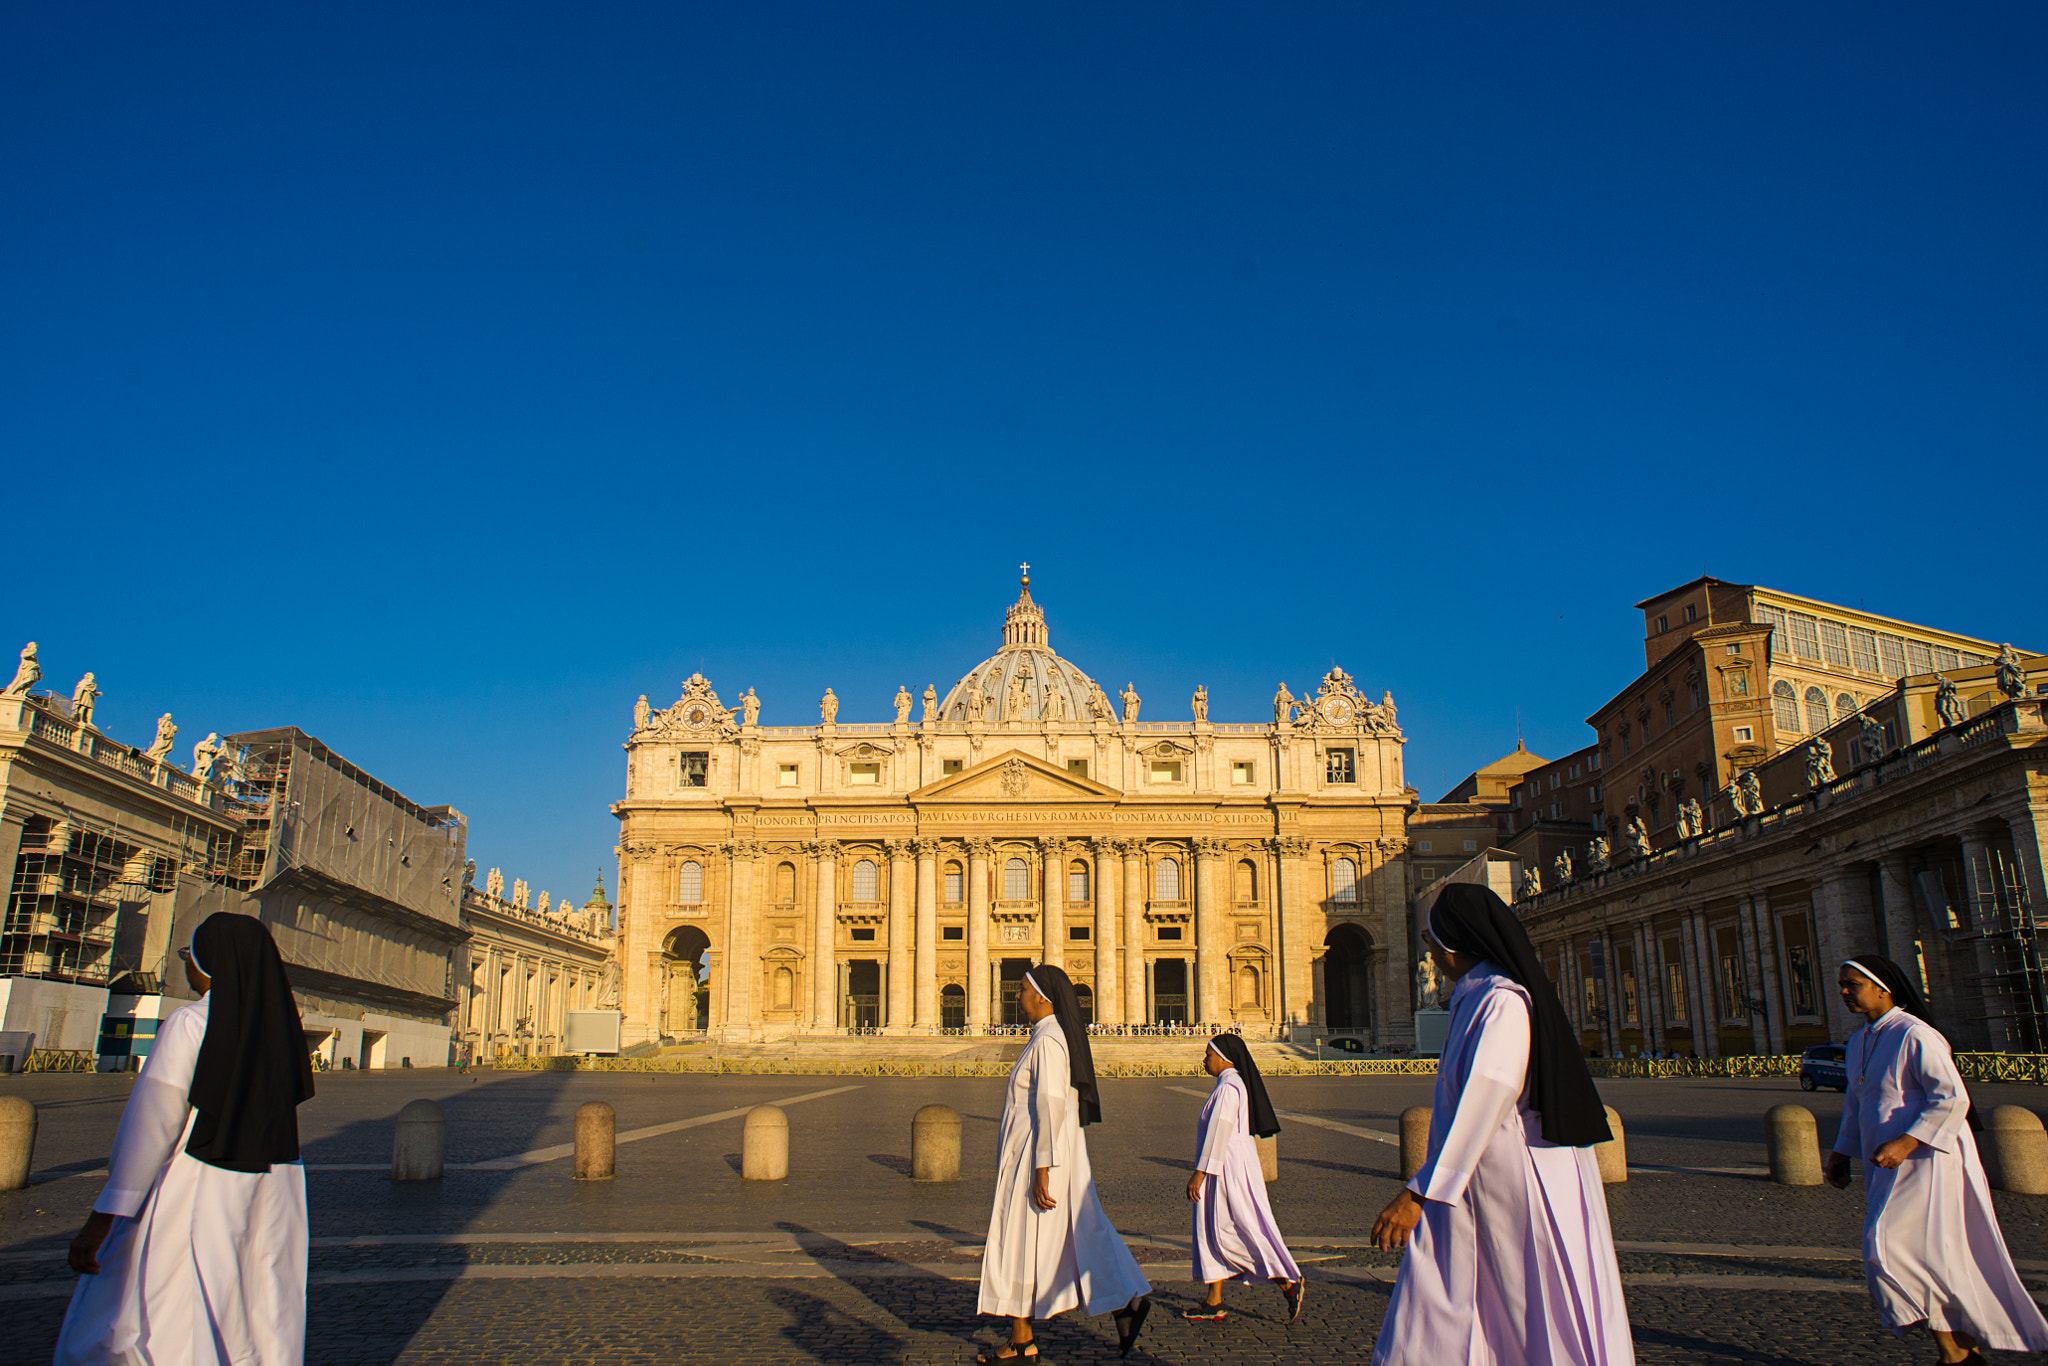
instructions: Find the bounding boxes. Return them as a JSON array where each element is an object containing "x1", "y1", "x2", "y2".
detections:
[{"x1": 22, "y1": 1049, "x2": 97, "y2": 1073}]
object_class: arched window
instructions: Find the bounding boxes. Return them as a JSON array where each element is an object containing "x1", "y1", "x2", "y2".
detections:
[
  {"x1": 1331, "y1": 857, "x2": 1358, "y2": 903},
  {"x1": 677, "y1": 860, "x2": 703, "y2": 904},
  {"x1": 1836, "y1": 692, "x2": 1856, "y2": 720},
  {"x1": 1073, "y1": 983, "x2": 1095, "y2": 1025},
  {"x1": 775, "y1": 862, "x2": 796, "y2": 903},
  {"x1": 1004, "y1": 857, "x2": 1029, "y2": 900},
  {"x1": 944, "y1": 861, "x2": 964, "y2": 904},
  {"x1": 1772, "y1": 681, "x2": 1800, "y2": 732},
  {"x1": 1804, "y1": 686, "x2": 1830, "y2": 733},
  {"x1": 1155, "y1": 857, "x2": 1182, "y2": 901},
  {"x1": 850, "y1": 858, "x2": 878, "y2": 901},
  {"x1": 1068, "y1": 860, "x2": 1089, "y2": 903},
  {"x1": 1234, "y1": 859, "x2": 1257, "y2": 903}
]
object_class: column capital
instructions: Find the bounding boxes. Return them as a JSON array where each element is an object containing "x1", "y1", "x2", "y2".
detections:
[
  {"x1": 912, "y1": 835, "x2": 946, "y2": 859},
  {"x1": 731, "y1": 839, "x2": 763, "y2": 860},
  {"x1": 884, "y1": 838, "x2": 914, "y2": 860},
  {"x1": 1192, "y1": 836, "x2": 1227, "y2": 858},
  {"x1": 1274, "y1": 836, "x2": 1312, "y2": 857},
  {"x1": 965, "y1": 836, "x2": 996, "y2": 859},
  {"x1": 1039, "y1": 835, "x2": 1070, "y2": 857},
  {"x1": 1094, "y1": 835, "x2": 1132, "y2": 858},
  {"x1": 806, "y1": 838, "x2": 842, "y2": 861}
]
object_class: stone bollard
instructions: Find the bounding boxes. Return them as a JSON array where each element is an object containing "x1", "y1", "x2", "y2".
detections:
[
  {"x1": 0, "y1": 1096, "x2": 35, "y2": 1192},
  {"x1": 912, "y1": 1104, "x2": 962, "y2": 1182},
  {"x1": 743, "y1": 1104, "x2": 789, "y2": 1181},
  {"x1": 574, "y1": 1101, "x2": 616, "y2": 1180},
  {"x1": 1765, "y1": 1103, "x2": 1822, "y2": 1185},
  {"x1": 391, "y1": 1099, "x2": 447, "y2": 1181},
  {"x1": 1594, "y1": 1105, "x2": 1627, "y2": 1183},
  {"x1": 1400, "y1": 1105, "x2": 1431, "y2": 1181},
  {"x1": 1983, "y1": 1106, "x2": 2048, "y2": 1194},
  {"x1": 1256, "y1": 1133, "x2": 1278, "y2": 1183}
]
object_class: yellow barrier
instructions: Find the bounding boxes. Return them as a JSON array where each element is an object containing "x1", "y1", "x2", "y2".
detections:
[
  {"x1": 487, "y1": 1055, "x2": 1444, "y2": 1078},
  {"x1": 22, "y1": 1049, "x2": 96, "y2": 1074}
]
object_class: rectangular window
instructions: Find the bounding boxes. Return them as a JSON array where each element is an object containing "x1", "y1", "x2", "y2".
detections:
[
  {"x1": 944, "y1": 870, "x2": 964, "y2": 903},
  {"x1": 1878, "y1": 634, "x2": 1908, "y2": 678},
  {"x1": 848, "y1": 762, "x2": 880, "y2": 786},
  {"x1": 942, "y1": 925, "x2": 964, "y2": 941},
  {"x1": 850, "y1": 927, "x2": 875, "y2": 942},
  {"x1": 1231, "y1": 761, "x2": 1254, "y2": 785},
  {"x1": 1067, "y1": 758, "x2": 1089, "y2": 779},
  {"x1": 1325, "y1": 748, "x2": 1355, "y2": 783},
  {"x1": 680, "y1": 753, "x2": 709, "y2": 788},
  {"x1": 1819, "y1": 619, "x2": 1850, "y2": 668},
  {"x1": 1656, "y1": 613, "x2": 1669, "y2": 633},
  {"x1": 942, "y1": 758, "x2": 964, "y2": 776},
  {"x1": 1622, "y1": 971, "x2": 1639, "y2": 1024},
  {"x1": 1149, "y1": 760, "x2": 1182, "y2": 783},
  {"x1": 1788, "y1": 612, "x2": 1821, "y2": 660},
  {"x1": 1684, "y1": 603, "x2": 1697, "y2": 622},
  {"x1": 1665, "y1": 960, "x2": 1688, "y2": 1022},
  {"x1": 1848, "y1": 627, "x2": 1879, "y2": 673},
  {"x1": 1588, "y1": 810, "x2": 1602, "y2": 830},
  {"x1": 1727, "y1": 643, "x2": 1741, "y2": 655},
  {"x1": 1933, "y1": 646, "x2": 1960, "y2": 672},
  {"x1": 1069, "y1": 925, "x2": 1090, "y2": 941},
  {"x1": 1756, "y1": 603, "x2": 1788, "y2": 655},
  {"x1": 1906, "y1": 639, "x2": 1934, "y2": 675},
  {"x1": 1719, "y1": 953, "x2": 1744, "y2": 1020},
  {"x1": 1417, "y1": 839, "x2": 1433, "y2": 852},
  {"x1": 1734, "y1": 725, "x2": 1754, "y2": 742},
  {"x1": 1158, "y1": 926, "x2": 1183, "y2": 941},
  {"x1": 778, "y1": 764, "x2": 799, "y2": 788},
  {"x1": 1417, "y1": 866, "x2": 1436, "y2": 880},
  {"x1": 1787, "y1": 942, "x2": 1816, "y2": 1015},
  {"x1": 1589, "y1": 750, "x2": 1600, "y2": 771},
  {"x1": 1583, "y1": 978, "x2": 1597, "y2": 1019},
  {"x1": 1069, "y1": 869, "x2": 1089, "y2": 902},
  {"x1": 1462, "y1": 838, "x2": 1477, "y2": 851}
]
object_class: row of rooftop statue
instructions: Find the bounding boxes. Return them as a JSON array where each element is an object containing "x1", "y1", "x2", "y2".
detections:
[
  {"x1": 47, "y1": 891, "x2": 2048, "y2": 1365},
  {"x1": 630, "y1": 667, "x2": 1400, "y2": 734},
  {"x1": 5, "y1": 641, "x2": 241, "y2": 789}
]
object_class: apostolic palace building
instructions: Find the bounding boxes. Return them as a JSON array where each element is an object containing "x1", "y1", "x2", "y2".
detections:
[{"x1": 610, "y1": 574, "x2": 1413, "y2": 1046}]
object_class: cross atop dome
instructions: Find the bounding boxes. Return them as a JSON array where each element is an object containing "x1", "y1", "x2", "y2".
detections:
[{"x1": 1004, "y1": 564, "x2": 1047, "y2": 646}]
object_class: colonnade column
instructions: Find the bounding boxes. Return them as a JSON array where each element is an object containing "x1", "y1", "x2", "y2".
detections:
[
  {"x1": 914, "y1": 838, "x2": 940, "y2": 1027},
  {"x1": 1121, "y1": 840, "x2": 1146, "y2": 1025},
  {"x1": 1193, "y1": 838, "x2": 1225, "y2": 1025},
  {"x1": 1598, "y1": 928, "x2": 1621, "y2": 1057},
  {"x1": 1875, "y1": 853, "x2": 1916, "y2": 966},
  {"x1": 967, "y1": 837, "x2": 993, "y2": 1029},
  {"x1": 1631, "y1": 923, "x2": 1660, "y2": 1054},
  {"x1": 1749, "y1": 893, "x2": 1787, "y2": 1054},
  {"x1": 724, "y1": 842, "x2": 758, "y2": 1039},
  {"x1": 1275, "y1": 837, "x2": 1313, "y2": 1031},
  {"x1": 886, "y1": 839, "x2": 913, "y2": 1032},
  {"x1": 618, "y1": 846, "x2": 656, "y2": 1045},
  {"x1": 1039, "y1": 837, "x2": 1066, "y2": 973},
  {"x1": 1687, "y1": 914, "x2": 1720, "y2": 1057},
  {"x1": 810, "y1": 840, "x2": 839, "y2": 1031},
  {"x1": 1093, "y1": 837, "x2": 1122, "y2": 1024},
  {"x1": 1735, "y1": 897, "x2": 1769, "y2": 1055},
  {"x1": 1810, "y1": 872, "x2": 1861, "y2": 1041}
]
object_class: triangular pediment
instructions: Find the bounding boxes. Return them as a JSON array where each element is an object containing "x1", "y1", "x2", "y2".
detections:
[{"x1": 910, "y1": 748, "x2": 1122, "y2": 802}]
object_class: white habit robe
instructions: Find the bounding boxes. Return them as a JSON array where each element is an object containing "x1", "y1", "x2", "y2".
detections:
[
  {"x1": 54, "y1": 994, "x2": 309, "y2": 1365},
  {"x1": 1371, "y1": 964, "x2": 1634, "y2": 1366},
  {"x1": 978, "y1": 1014, "x2": 1152, "y2": 1320},
  {"x1": 1835, "y1": 1006, "x2": 2048, "y2": 1350},
  {"x1": 1191, "y1": 1068, "x2": 1300, "y2": 1286}
]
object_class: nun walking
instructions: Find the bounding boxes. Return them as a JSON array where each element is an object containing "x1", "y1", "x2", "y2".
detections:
[
  {"x1": 1183, "y1": 1032, "x2": 1304, "y2": 1322},
  {"x1": 55, "y1": 913, "x2": 316, "y2": 1365},
  {"x1": 977, "y1": 965, "x2": 1154, "y2": 1362},
  {"x1": 1369, "y1": 884, "x2": 1634, "y2": 1366},
  {"x1": 1826, "y1": 954, "x2": 2048, "y2": 1364}
]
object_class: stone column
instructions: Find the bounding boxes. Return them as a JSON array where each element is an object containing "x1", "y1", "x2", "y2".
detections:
[
  {"x1": 1632, "y1": 922, "x2": 1662, "y2": 1054},
  {"x1": 1597, "y1": 928, "x2": 1621, "y2": 1056},
  {"x1": 1039, "y1": 837, "x2": 1067, "y2": 972},
  {"x1": 914, "y1": 838, "x2": 940, "y2": 1028},
  {"x1": 1122, "y1": 840, "x2": 1146, "y2": 1024},
  {"x1": 1811, "y1": 872, "x2": 1863, "y2": 1041},
  {"x1": 967, "y1": 837, "x2": 994, "y2": 1029},
  {"x1": 810, "y1": 841, "x2": 840, "y2": 1031},
  {"x1": 1094, "y1": 838, "x2": 1122, "y2": 1025},
  {"x1": 1688, "y1": 914, "x2": 1720, "y2": 1057},
  {"x1": 1736, "y1": 896, "x2": 1770, "y2": 1055},
  {"x1": 1378, "y1": 838, "x2": 1414, "y2": 1044},
  {"x1": 618, "y1": 844, "x2": 656, "y2": 1045},
  {"x1": 1749, "y1": 893, "x2": 1786, "y2": 1054},
  {"x1": 1958, "y1": 834, "x2": 2005, "y2": 1049},
  {"x1": 723, "y1": 843, "x2": 757, "y2": 1038},
  {"x1": 1275, "y1": 837, "x2": 1314, "y2": 1030},
  {"x1": 886, "y1": 839, "x2": 913, "y2": 1032},
  {"x1": 1193, "y1": 837, "x2": 1226, "y2": 1025},
  {"x1": 1561, "y1": 935, "x2": 1579, "y2": 1036}
]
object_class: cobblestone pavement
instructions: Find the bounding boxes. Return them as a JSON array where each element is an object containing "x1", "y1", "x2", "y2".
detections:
[{"x1": 6, "y1": 1070, "x2": 2048, "y2": 1361}]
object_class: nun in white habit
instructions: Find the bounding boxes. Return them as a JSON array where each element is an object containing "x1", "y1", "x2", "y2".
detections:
[
  {"x1": 1370, "y1": 883, "x2": 1634, "y2": 1366},
  {"x1": 1826, "y1": 953, "x2": 2048, "y2": 1365},
  {"x1": 1183, "y1": 1032, "x2": 1303, "y2": 1322},
  {"x1": 977, "y1": 965, "x2": 1153, "y2": 1362},
  {"x1": 55, "y1": 912, "x2": 316, "y2": 1365}
]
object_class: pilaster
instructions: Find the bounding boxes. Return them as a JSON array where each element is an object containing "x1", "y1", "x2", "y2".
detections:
[
  {"x1": 1039, "y1": 836, "x2": 1068, "y2": 973},
  {"x1": 1120, "y1": 839, "x2": 1146, "y2": 1024},
  {"x1": 886, "y1": 839, "x2": 913, "y2": 1031},
  {"x1": 724, "y1": 841, "x2": 759, "y2": 1039},
  {"x1": 809, "y1": 840, "x2": 839, "y2": 1031},
  {"x1": 967, "y1": 837, "x2": 993, "y2": 1029},
  {"x1": 1094, "y1": 838, "x2": 1122, "y2": 1024},
  {"x1": 914, "y1": 837, "x2": 940, "y2": 1027},
  {"x1": 1275, "y1": 836, "x2": 1314, "y2": 1031},
  {"x1": 1193, "y1": 837, "x2": 1225, "y2": 1024}
]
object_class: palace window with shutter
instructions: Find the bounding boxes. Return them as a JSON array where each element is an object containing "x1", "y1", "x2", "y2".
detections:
[
  {"x1": 850, "y1": 859, "x2": 878, "y2": 901},
  {"x1": 1155, "y1": 858, "x2": 1181, "y2": 901},
  {"x1": 678, "y1": 861, "x2": 703, "y2": 904},
  {"x1": 1331, "y1": 857, "x2": 1358, "y2": 903},
  {"x1": 1004, "y1": 857, "x2": 1029, "y2": 900}
]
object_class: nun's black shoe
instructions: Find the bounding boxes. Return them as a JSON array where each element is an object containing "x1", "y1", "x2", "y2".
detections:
[
  {"x1": 975, "y1": 1340, "x2": 1037, "y2": 1362},
  {"x1": 1114, "y1": 1296, "x2": 1151, "y2": 1357}
]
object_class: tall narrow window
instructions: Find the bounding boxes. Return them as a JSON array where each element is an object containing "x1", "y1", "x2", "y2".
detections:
[
  {"x1": 850, "y1": 859, "x2": 878, "y2": 901},
  {"x1": 776, "y1": 862, "x2": 796, "y2": 903},
  {"x1": 1331, "y1": 857, "x2": 1358, "y2": 903},
  {"x1": 1820, "y1": 619, "x2": 1851, "y2": 667},
  {"x1": 1068, "y1": 861, "x2": 1089, "y2": 903},
  {"x1": 1788, "y1": 613, "x2": 1821, "y2": 660},
  {"x1": 678, "y1": 860, "x2": 703, "y2": 904},
  {"x1": 1154, "y1": 857, "x2": 1181, "y2": 901},
  {"x1": 1804, "y1": 686, "x2": 1830, "y2": 733},
  {"x1": 1849, "y1": 627, "x2": 1880, "y2": 673},
  {"x1": 1835, "y1": 693, "x2": 1856, "y2": 721},
  {"x1": 1003, "y1": 857, "x2": 1029, "y2": 900},
  {"x1": 1772, "y1": 681, "x2": 1800, "y2": 732},
  {"x1": 1234, "y1": 859, "x2": 1257, "y2": 903},
  {"x1": 1665, "y1": 961, "x2": 1688, "y2": 1022},
  {"x1": 944, "y1": 862, "x2": 964, "y2": 904}
]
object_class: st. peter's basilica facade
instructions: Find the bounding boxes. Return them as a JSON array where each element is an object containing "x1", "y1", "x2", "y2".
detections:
[{"x1": 611, "y1": 575, "x2": 1413, "y2": 1045}]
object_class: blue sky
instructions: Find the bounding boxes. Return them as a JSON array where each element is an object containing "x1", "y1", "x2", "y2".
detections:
[{"x1": 4, "y1": 4, "x2": 2043, "y2": 911}]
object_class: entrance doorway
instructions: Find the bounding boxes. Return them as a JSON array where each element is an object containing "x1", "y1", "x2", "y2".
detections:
[
  {"x1": 662, "y1": 926, "x2": 712, "y2": 1036},
  {"x1": 941, "y1": 984, "x2": 966, "y2": 1030},
  {"x1": 845, "y1": 959, "x2": 881, "y2": 1029},
  {"x1": 359, "y1": 1029, "x2": 386, "y2": 1071},
  {"x1": 1324, "y1": 924, "x2": 1375, "y2": 1031},
  {"x1": 1152, "y1": 959, "x2": 1188, "y2": 1025},
  {"x1": 998, "y1": 958, "x2": 1031, "y2": 1025}
]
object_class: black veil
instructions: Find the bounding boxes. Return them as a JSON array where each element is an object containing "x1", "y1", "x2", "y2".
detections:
[
  {"x1": 1208, "y1": 1032, "x2": 1280, "y2": 1138},
  {"x1": 1025, "y1": 965, "x2": 1102, "y2": 1126},
  {"x1": 185, "y1": 913, "x2": 316, "y2": 1172},
  {"x1": 1427, "y1": 883, "x2": 1611, "y2": 1148}
]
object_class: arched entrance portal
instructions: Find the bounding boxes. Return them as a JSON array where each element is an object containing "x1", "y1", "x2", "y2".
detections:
[
  {"x1": 1324, "y1": 924, "x2": 1375, "y2": 1033},
  {"x1": 661, "y1": 926, "x2": 711, "y2": 1037}
]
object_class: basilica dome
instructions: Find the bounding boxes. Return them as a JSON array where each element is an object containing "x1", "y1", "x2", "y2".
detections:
[{"x1": 937, "y1": 575, "x2": 1109, "y2": 724}]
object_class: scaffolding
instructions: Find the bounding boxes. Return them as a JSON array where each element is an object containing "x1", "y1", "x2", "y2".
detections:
[
  {"x1": 0, "y1": 818, "x2": 163, "y2": 984},
  {"x1": 1956, "y1": 842, "x2": 2048, "y2": 1053}
]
